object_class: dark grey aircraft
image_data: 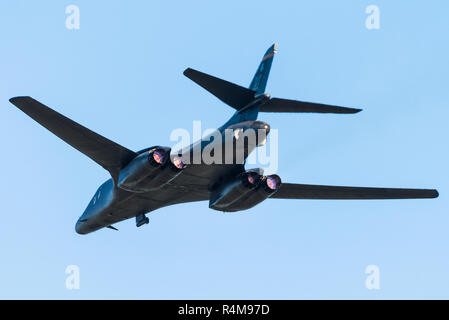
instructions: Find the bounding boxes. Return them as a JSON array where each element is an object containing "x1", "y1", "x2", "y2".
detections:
[{"x1": 9, "y1": 44, "x2": 438, "y2": 235}]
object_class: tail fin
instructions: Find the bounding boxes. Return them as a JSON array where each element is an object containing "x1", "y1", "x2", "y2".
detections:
[
  {"x1": 184, "y1": 43, "x2": 362, "y2": 115},
  {"x1": 249, "y1": 43, "x2": 277, "y2": 94},
  {"x1": 183, "y1": 44, "x2": 277, "y2": 111}
]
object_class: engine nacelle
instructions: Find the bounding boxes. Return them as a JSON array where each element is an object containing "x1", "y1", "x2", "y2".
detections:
[
  {"x1": 209, "y1": 171, "x2": 281, "y2": 212},
  {"x1": 117, "y1": 147, "x2": 186, "y2": 193}
]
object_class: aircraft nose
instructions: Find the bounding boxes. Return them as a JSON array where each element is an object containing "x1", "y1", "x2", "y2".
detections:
[{"x1": 75, "y1": 219, "x2": 88, "y2": 235}]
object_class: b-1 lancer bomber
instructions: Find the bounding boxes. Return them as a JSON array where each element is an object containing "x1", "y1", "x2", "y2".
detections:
[{"x1": 9, "y1": 44, "x2": 439, "y2": 234}]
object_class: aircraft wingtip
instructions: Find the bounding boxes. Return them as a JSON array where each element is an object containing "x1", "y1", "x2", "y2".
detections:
[
  {"x1": 343, "y1": 107, "x2": 362, "y2": 114},
  {"x1": 9, "y1": 96, "x2": 31, "y2": 104},
  {"x1": 432, "y1": 189, "x2": 439, "y2": 198}
]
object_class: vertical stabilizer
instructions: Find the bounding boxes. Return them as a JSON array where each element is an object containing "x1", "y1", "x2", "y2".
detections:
[{"x1": 249, "y1": 44, "x2": 277, "y2": 94}]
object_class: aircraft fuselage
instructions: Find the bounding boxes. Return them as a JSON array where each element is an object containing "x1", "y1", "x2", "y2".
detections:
[{"x1": 75, "y1": 114, "x2": 270, "y2": 234}]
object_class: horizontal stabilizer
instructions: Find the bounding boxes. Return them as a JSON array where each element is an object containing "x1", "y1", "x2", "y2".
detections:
[
  {"x1": 271, "y1": 183, "x2": 439, "y2": 200},
  {"x1": 9, "y1": 96, "x2": 137, "y2": 180},
  {"x1": 184, "y1": 68, "x2": 256, "y2": 110},
  {"x1": 259, "y1": 98, "x2": 362, "y2": 114}
]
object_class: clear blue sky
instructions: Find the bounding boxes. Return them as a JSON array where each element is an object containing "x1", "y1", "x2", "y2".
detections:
[{"x1": 0, "y1": 1, "x2": 448, "y2": 299}]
